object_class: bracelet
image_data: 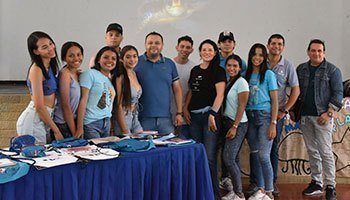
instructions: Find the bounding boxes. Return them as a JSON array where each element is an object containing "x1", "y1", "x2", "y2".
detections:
[
  {"x1": 271, "y1": 120, "x2": 277, "y2": 125},
  {"x1": 176, "y1": 112, "x2": 183, "y2": 116},
  {"x1": 232, "y1": 124, "x2": 238, "y2": 129},
  {"x1": 208, "y1": 109, "x2": 218, "y2": 117}
]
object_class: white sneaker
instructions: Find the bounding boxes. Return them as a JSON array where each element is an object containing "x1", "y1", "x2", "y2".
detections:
[
  {"x1": 261, "y1": 193, "x2": 274, "y2": 200},
  {"x1": 219, "y1": 177, "x2": 234, "y2": 191},
  {"x1": 221, "y1": 191, "x2": 236, "y2": 200},
  {"x1": 222, "y1": 191, "x2": 246, "y2": 200},
  {"x1": 248, "y1": 190, "x2": 265, "y2": 200},
  {"x1": 234, "y1": 193, "x2": 246, "y2": 200}
]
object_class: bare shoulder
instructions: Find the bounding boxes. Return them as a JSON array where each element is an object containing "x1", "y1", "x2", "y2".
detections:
[
  {"x1": 59, "y1": 68, "x2": 71, "y2": 81},
  {"x1": 28, "y1": 64, "x2": 43, "y2": 81}
]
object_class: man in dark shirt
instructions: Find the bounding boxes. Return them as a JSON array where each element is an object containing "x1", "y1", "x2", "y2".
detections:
[{"x1": 296, "y1": 39, "x2": 343, "y2": 200}]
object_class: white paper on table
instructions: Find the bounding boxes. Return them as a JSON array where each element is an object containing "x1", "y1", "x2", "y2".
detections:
[
  {"x1": 32, "y1": 151, "x2": 78, "y2": 168},
  {"x1": 0, "y1": 158, "x2": 17, "y2": 168},
  {"x1": 73, "y1": 145, "x2": 119, "y2": 161}
]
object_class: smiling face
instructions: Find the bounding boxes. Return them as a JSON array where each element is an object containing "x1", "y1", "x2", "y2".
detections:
[
  {"x1": 34, "y1": 37, "x2": 56, "y2": 60},
  {"x1": 200, "y1": 43, "x2": 216, "y2": 63},
  {"x1": 176, "y1": 40, "x2": 193, "y2": 60},
  {"x1": 267, "y1": 38, "x2": 284, "y2": 56},
  {"x1": 122, "y1": 49, "x2": 138, "y2": 69},
  {"x1": 99, "y1": 50, "x2": 117, "y2": 74},
  {"x1": 145, "y1": 34, "x2": 163, "y2": 59},
  {"x1": 308, "y1": 43, "x2": 325, "y2": 66},
  {"x1": 226, "y1": 58, "x2": 241, "y2": 78},
  {"x1": 251, "y1": 48, "x2": 264, "y2": 67},
  {"x1": 64, "y1": 46, "x2": 83, "y2": 69}
]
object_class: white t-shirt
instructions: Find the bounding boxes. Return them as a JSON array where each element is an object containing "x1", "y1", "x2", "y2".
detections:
[{"x1": 171, "y1": 59, "x2": 196, "y2": 121}]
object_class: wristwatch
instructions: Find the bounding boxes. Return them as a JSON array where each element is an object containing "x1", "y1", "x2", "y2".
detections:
[
  {"x1": 271, "y1": 120, "x2": 277, "y2": 125},
  {"x1": 328, "y1": 111, "x2": 333, "y2": 118},
  {"x1": 176, "y1": 112, "x2": 183, "y2": 116}
]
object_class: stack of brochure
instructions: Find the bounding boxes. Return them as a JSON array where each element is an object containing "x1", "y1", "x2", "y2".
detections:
[{"x1": 153, "y1": 133, "x2": 195, "y2": 146}]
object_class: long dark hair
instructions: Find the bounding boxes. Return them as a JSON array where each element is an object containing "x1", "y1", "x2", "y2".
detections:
[
  {"x1": 114, "y1": 45, "x2": 139, "y2": 111},
  {"x1": 92, "y1": 46, "x2": 119, "y2": 75},
  {"x1": 223, "y1": 54, "x2": 243, "y2": 112},
  {"x1": 245, "y1": 43, "x2": 268, "y2": 84},
  {"x1": 27, "y1": 31, "x2": 59, "y2": 79}
]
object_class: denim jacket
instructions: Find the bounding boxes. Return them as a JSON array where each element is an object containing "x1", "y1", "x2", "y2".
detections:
[{"x1": 296, "y1": 59, "x2": 343, "y2": 115}]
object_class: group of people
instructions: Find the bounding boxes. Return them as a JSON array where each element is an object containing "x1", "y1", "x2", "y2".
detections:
[{"x1": 16, "y1": 23, "x2": 343, "y2": 200}]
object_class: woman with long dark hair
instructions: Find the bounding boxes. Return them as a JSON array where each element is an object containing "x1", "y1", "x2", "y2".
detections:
[
  {"x1": 76, "y1": 46, "x2": 117, "y2": 139},
  {"x1": 113, "y1": 45, "x2": 143, "y2": 135},
  {"x1": 16, "y1": 31, "x2": 63, "y2": 144},
  {"x1": 184, "y1": 39, "x2": 226, "y2": 198},
  {"x1": 245, "y1": 43, "x2": 278, "y2": 200},
  {"x1": 221, "y1": 54, "x2": 249, "y2": 200}
]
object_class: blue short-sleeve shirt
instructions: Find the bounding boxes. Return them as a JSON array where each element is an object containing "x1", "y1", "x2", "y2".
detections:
[
  {"x1": 135, "y1": 53, "x2": 179, "y2": 118},
  {"x1": 246, "y1": 70, "x2": 278, "y2": 111},
  {"x1": 80, "y1": 69, "x2": 115, "y2": 124}
]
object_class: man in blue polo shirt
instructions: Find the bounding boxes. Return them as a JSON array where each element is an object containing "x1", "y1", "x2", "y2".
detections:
[{"x1": 135, "y1": 32, "x2": 183, "y2": 134}]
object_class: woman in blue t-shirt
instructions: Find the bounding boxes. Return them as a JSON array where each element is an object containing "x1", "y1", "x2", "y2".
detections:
[
  {"x1": 245, "y1": 43, "x2": 278, "y2": 200},
  {"x1": 53, "y1": 42, "x2": 83, "y2": 138},
  {"x1": 113, "y1": 45, "x2": 143, "y2": 135},
  {"x1": 221, "y1": 54, "x2": 249, "y2": 200},
  {"x1": 184, "y1": 39, "x2": 226, "y2": 198},
  {"x1": 16, "y1": 31, "x2": 63, "y2": 144},
  {"x1": 76, "y1": 46, "x2": 117, "y2": 139}
]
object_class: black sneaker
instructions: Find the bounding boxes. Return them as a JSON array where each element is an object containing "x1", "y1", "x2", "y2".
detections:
[
  {"x1": 302, "y1": 180, "x2": 323, "y2": 196},
  {"x1": 325, "y1": 185, "x2": 337, "y2": 200}
]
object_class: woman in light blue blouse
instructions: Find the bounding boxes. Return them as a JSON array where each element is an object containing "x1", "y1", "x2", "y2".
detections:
[
  {"x1": 76, "y1": 46, "x2": 117, "y2": 139},
  {"x1": 221, "y1": 54, "x2": 249, "y2": 200},
  {"x1": 245, "y1": 43, "x2": 278, "y2": 200}
]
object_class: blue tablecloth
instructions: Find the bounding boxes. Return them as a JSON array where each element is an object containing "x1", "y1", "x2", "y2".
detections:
[{"x1": 0, "y1": 143, "x2": 214, "y2": 200}]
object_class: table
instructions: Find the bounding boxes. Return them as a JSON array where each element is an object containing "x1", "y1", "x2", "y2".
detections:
[{"x1": 0, "y1": 143, "x2": 214, "y2": 200}]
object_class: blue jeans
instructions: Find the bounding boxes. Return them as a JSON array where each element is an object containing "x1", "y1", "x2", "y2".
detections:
[
  {"x1": 246, "y1": 110, "x2": 273, "y2": 192},
  {"x1": 139, "y1": 117, "x2": 174, "y2": 134},
  {"x1": 270, "y1": 117, "x2": 284, "y2": 183},
  {"x1": 84, "y1": 117, "x2": 110, "y2": 139},
  {"x1": 114, "y1": 110, "x2": 143, "y2": 135},
  {"x1": 189, "y1": 112, "x2": 219, "y2": 198},
  {"x1": 222, "y1": 117, "x2": 248, "y2": 194}
]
